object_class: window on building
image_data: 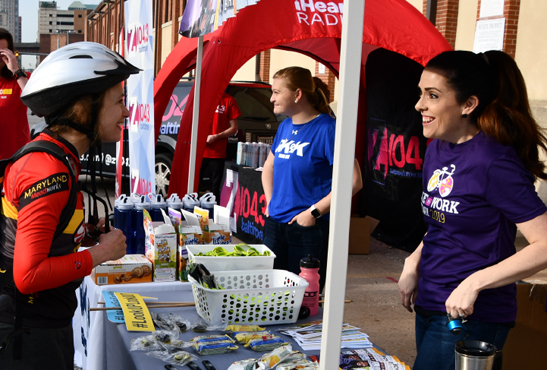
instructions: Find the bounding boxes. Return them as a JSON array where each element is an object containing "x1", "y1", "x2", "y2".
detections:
[
  {"x1": 78, "y1": 15, "x2": 82, "y2": 18},
  {"x1": 164, "y1": 0, "x2": 170, "y2": 23}
]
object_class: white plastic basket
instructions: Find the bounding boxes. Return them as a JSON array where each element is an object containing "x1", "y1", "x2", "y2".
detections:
[
  {"x1": 189, "y1": 269, "x2": 309, "y2": 326},
  {"x1": 186, "y1": 244, "x2": 276, "y2": 271}
]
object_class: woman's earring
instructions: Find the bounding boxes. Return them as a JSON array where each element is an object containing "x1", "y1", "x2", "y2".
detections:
[
  {"x1": 294, "y1": 100, "x2": 298, "y2": 104},
  {"x1": 462, "y1": 113, "x2": 468, "y2": 118}
]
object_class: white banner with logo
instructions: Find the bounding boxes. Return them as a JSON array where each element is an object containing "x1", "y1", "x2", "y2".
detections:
[{"x1": 124, "y1": 0, "x2": 155, "y2": 195}]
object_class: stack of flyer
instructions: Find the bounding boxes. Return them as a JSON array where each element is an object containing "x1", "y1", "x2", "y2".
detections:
[
  {"x1": 278, "y1": 320, "x2": 373, "y2": 351},
  {"x1": 339, "y1": 348, "x2": 411, "y2": 370}
]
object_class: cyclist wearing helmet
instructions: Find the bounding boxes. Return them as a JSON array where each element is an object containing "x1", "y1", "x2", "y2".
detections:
[{"x1": 0, "y1": 42, "x2": 139, "y2": 369}]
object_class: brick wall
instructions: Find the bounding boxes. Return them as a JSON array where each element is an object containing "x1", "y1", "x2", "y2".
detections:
[
  {"x1": 476, "y1": 0, "x2": 520, "y2": 58},
  {"x1": 314, "y1": 62, "x2": 335, "y2": 103},
  {"x1": 259, "y1": 49, "x2": 271, "y2": 83},
  {"x1": 429, "y1": 0, "x2": 459, "y2": 48}
]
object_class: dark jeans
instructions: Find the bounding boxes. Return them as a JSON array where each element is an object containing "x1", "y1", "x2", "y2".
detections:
[
  {"x1": 0, "y1": 322, "x2": 74, "y2": 370},
  {"x1": 263, "y1": 216, "x2": 329, "y2": 292},
  {"x1": 199, "y1": 158, "x2": 226, "y2": 201},
  {"x1": 413, "y1": 312, "x2": 511, "y2": 370}
]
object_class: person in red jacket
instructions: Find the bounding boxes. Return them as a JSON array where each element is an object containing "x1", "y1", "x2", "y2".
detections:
[
  {"x1": 0, "y1": 42, "x2": 139, "y2": 369},
  {"x1": 199, "y1": 92, "x2": 241, "y2": 200},
  {"x1": 0, "y1": 28, "x2": 30, "y2": 160}
]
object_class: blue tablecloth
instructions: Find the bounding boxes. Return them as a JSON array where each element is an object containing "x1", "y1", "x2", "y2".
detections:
[{"x1": 74, "y1": 276, "x2": 321, "y2": 370}]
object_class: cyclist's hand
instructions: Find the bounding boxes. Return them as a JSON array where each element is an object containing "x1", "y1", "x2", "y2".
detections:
[{"x1": 88, "y1": 229, "x2": 127, "y2": 267}]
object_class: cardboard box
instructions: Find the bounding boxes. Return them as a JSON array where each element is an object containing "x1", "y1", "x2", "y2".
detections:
[
  {"x1": 348, "y1": 215, "x2": 370, "y2": 255},
  {"x1": 182, "y1": 206, "x2": 232, "y2": 245},
  {"x1": 143, "y1": 209, "x2": 177, "y2": 282},
  {"x1": 503, "y1": 277, "x2": 547, "y2": 369},
  {"x1": 91, "y1": 254, "x2": 152, "y2": 285}
]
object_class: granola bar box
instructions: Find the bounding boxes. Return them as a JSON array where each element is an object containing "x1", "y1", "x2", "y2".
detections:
[
  {"x1": 91, "y1": 254, "x2": 153, "y2": 285},
  {"x1": 143, "y1": 208, "x2": 177, "y2": 282}
]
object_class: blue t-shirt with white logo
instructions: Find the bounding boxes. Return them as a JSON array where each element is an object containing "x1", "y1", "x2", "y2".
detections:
[
  {"x1": 269, "y1": 113, "x2": 335, "y2": 223},
  {"x1": 417, "y1": 130, "x2": 547, "y2": 322}
]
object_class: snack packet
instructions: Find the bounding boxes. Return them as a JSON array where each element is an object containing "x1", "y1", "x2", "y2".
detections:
[
  {"x1": 257, "y1": 344, "x2": 293, "y2": 369},
  {"x1": 192, "y1": 340, "x2": 238, "y2": 355},
  {"x1": 228, "y1": 358, "x2": 259, "y2": 370},
  {"x1": 233, "y1": 331, "x2": 273, "y2": 344},
  {"x1": 245, "y1": 336, "x2": 287, "y2": 352},
  {"x1": 226, "y1": 324, "x2": 266, "y2": 332}
]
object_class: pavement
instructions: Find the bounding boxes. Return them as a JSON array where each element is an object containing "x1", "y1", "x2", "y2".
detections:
[{"x1": 344, "y1": 235, "x2": 415, "y2": 365}]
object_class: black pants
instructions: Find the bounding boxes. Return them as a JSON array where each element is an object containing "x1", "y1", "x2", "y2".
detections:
[
  {"x1": 263, "y1": 216, "x2": 330, "y2": 293},
  {"x1": 0, "y1": 322, "x2": 74, "y2": 370},
  {"x1": 199, "y1": 158, "x2": 226, "y2": 201}
]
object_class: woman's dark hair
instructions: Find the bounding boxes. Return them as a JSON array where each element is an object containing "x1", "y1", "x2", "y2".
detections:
[
  {"x1": 273, "y1": 66, "x2": 333, "y2": 116},
  {"x1": 48, "y1": 93, "x2": 107, "y2": 143},
  {"x1": 426, "y1": 50, "x2": 547, "y2": 179},
  {"x1": 0, "y1": 27, "x2": 15, "y2": 79}
]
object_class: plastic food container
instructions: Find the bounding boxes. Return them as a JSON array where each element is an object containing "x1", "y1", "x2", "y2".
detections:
[
  {"x1": 186, "y1": 244, "x2": 276, "y2": 272},
  {"x1": 189, "y1": 269, "x2": 309, "y2": 326}
]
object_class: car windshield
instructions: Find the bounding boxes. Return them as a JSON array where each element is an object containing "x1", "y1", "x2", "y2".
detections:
[{"x1": 227, "y1": 85, "x2": 280, "y2": 123}]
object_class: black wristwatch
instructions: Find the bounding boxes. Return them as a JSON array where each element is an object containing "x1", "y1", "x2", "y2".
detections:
[
  {"x1": 310, "y1": 204, "x2": 322, "y2": 219},
  {"x1": 13, "y1": 69, "x2": 26, "y2": 80}
]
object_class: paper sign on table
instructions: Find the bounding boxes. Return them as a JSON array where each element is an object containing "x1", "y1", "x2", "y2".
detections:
[
  {"x1": 101, "y1": 291, "x2": 125, "y2": 323},
  {"x1": 114, "y1": 292, "x2": 155, "y2": 331}
]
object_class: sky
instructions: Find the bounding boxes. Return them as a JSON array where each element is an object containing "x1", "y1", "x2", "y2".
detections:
[
  {"x1": 20, "y1": 0, "x2": 101, "y2": 42},
  {"x1": 19, "y1": 1, "x2": 100, "y2": 68}
]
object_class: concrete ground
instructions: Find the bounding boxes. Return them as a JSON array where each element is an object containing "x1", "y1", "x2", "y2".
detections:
[{"x1": 343, "y1": 236, "x2": 415, "y2": 366}]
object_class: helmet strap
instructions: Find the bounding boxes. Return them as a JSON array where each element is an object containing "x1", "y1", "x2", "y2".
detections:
[
  {"x1": 89, "y1": 94, "x2": 102, "y2": 148},
  {"x1": 46, "y1": 116, "x2": 95, "y2": 140}
]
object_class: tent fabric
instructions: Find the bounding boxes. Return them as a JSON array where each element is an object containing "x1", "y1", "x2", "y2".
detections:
[{"x1": 153, "y1": 0, "x2": 452, "y2": 196}]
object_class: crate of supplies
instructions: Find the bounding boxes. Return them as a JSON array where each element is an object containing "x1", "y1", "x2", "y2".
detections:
[
  {"x1": 187, "y1": 244, "x2": 276, "y2": 271},
  {"x1": 189, "y1": 269, "x2": 308, "y2": 326}
]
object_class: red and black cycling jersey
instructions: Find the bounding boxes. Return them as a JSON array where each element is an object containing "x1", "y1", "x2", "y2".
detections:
[{"x1": 0, "y1": 130, "x2": 93, "y2": 328}]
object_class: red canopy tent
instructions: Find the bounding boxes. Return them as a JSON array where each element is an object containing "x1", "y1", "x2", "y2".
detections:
[{"x1": 153, "y1": 0, "x2": 451, "y2": 196}]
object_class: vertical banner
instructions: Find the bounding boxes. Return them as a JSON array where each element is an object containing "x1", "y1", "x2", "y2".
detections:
[
  {"x1": 115, "y1": 26, "x2": 126, "y2": 198},
  {"x1": 125, "y1": 0, "x2": 155, "y2": 195}
]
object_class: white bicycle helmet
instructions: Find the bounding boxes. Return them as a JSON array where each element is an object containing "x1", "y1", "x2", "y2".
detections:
[{"x1": 21, "y1": 42, "x2": 140, "y2": 118}]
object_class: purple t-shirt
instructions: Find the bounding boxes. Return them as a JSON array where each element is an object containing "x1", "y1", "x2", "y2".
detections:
[{"x1": 417, "y1": 131, "x2": 547, "y2": 322}]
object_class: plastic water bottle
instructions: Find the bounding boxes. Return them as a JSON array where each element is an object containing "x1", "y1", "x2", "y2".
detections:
[
  {"x1": 236, "y1": 142, "x2": 245, "y2": 165},
  {"x1": 251, "y1": 142, "x2": 259, "y2": 168},
  {"x1": 199, "y1": 193, "x2": 217, "y2": 220},
  {"x1": 245, "y1": 143, "x2": 251, "y2": 166},
  {"x1": 114, "y1": 194, "x2": 127, "y2": 229},
  {"x1": 182, "y1": 193, "x2": 199, "y2": 213},
  {"x1": 115, "y1": 196, "x2": 134, "y2": 254},
  {"x1": 150, "y1": 194, "x2": 167, "y2": 222},
  {"x1": 132, "y1": 195, "x2": 150, "y2": 255},
  {"x1": 299, "y1": 254, "x2": 320, "y2": 316},
  {"x1": 167, "y1": 194, "x2": 183, "y2": 211}
]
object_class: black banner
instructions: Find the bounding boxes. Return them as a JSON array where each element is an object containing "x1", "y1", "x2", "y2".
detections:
[
  {"x1": 231, "y1": 167, "x2": 266, "y2": 244},
  {"x1": 361, "y1": 48, "x2": 428, "y2": 252}
]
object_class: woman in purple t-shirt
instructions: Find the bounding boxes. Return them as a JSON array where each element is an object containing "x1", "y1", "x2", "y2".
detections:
[{"x1": 398, "y1": 50, "x2": 547, "y2": 370}]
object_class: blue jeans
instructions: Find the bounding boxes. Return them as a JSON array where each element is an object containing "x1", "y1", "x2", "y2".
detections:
[
  {"x1": 263, "y1": 216, "x2": 329, "y2": 292},
  {"x1": 413, "y1": 313, "x2": 511, "y2": 370}
]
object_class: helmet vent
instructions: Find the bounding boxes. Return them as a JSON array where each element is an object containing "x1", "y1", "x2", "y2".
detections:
[{"x1": 69, "y1": 55, "x2": 93, "y2": 59}]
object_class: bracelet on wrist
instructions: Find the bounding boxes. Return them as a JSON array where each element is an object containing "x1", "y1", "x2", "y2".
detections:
[{"x1": 13, "y1": 69, "x2": 26, "y2": 80}]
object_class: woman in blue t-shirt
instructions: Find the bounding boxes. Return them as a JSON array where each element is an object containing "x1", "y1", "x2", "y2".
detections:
[
  {"x1": 398, "y1": 50, "x2": 547, "y2": 369},
  {"x1": 262, "y1": 66, "x2": 363, "y2": 292}
]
